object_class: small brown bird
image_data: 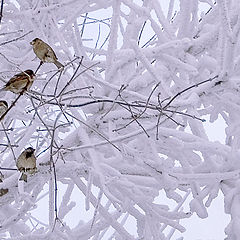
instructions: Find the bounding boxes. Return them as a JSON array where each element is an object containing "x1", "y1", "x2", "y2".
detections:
[
  {"x1": 2, "y1": 70, "x2": 35, "y2": 94},
  {"x1": 30, "y1": 38, "x2": 64, "y2": 69},
  {"x1": 16, "y1": 147, "x2": 37, "y2": 182},
  {"x1": 0, "y1": 100, "x2": 8, "y2": 119}
]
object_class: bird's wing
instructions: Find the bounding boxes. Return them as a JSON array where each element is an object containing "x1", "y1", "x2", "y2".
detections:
[
  {"x1": 5, "y1": 74, "x2": 24, "y2": 87},
  {"x1": 6, "y1": 73, "x2": 29, "y2": 87},
  {"x1": 46, "y1": 46, "x2": 58, "y2": 60}
]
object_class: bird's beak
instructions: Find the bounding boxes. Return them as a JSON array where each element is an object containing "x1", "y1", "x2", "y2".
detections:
[{"x1": 30, "y1": 41, "x2": 33, "y2": 45}]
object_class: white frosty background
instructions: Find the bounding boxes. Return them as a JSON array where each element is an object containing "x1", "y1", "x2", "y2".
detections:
[{"x1": 0, "y1": 0, "x2": 238, "y2": 239}]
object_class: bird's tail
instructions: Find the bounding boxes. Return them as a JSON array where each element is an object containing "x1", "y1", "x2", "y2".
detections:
[
  {"x1": 54, "y1": 60, "x2": 64, "y2": 69},
  {"x1": 19, "y1": 173, "x2": 27, "y2": 182}
]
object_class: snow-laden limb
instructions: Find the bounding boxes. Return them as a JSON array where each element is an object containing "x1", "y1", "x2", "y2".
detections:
[{"x1": 0, "y1": 0, "x2": 238, "y2": 239}]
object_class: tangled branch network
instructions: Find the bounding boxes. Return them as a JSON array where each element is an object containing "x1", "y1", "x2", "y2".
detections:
[{"x1": 0, "y1": 0, "x2": 238, "y2": 239}]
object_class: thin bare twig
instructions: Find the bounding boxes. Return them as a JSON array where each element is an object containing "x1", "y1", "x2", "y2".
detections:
[
  {"x1": 91, "y1": 23, "x2": 101, "y2": 60},
  {"x1": 41, "y1": 57, "x2": 80, "y2": 94},
  {"x1": 0, "y1": 143, "x2": 17, "y2": 147},
  {"x1": 35, "y1": 61, "x2": 43, "y2": 74},
  {"x1": 50, "y1": 113, "x2": 62, "y2": 229},
  {"x1": 163, "y1": 75, "x2": 219, "y2": 109},
  {"x1": 164, "y1": 109, "x2": 205, "y2": 122},
  {"x1": 1, "y1": 122, "x2": 16, "y2": 162},
  {"x1": 113, "y1": 82, "x2": 160, "y2": 134},
  {"x1": 90, "y1": 190, "x2": 103, "y2": 232},
  {"x1": 27, "y1": 96, "x2": 207, "y2": 123},
  {"x1": 57, "y1": 57, "x2": 83, "y2": 98},
  {"x1": 81, "y1": 13, "x2": 88, "y2": 37},
  {"x1": 0, "y1": 92, "x2": 23, "y2": 121},
  {"x1": 0, "y1": 167, "x2": 17, "y2": 171},
  {"x1": 156, "y1": 93, "x2": 163, "y2": 140},
  {"x1": 0, "y1": 30, "x2": 33, "y2": 46},
  {"x1": 65, "y1": 111, "x2": 121, "y2": 152},
  {"x1": 101, "y1": 84, "x2": 128, "y2": 120},
  {"x1": 111, "y1": 84, "x2": 149, "y2": 135},
  {"x1": 30, "y1": 98, "x2": 63, "y2": 152},
  {"x1": 138, "y1": 21, "x2": 146, "y2": 46},
  {"x1": 0, "y1": 0, "x2": 4, "y2": 24},
  {"x1": 54, "y1": 70, "x2": 63, "y2": 96}
]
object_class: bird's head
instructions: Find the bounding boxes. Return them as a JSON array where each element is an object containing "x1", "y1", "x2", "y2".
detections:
[
  {"x1": 24, "y1": 70, "x2": 35, "y2": 78},
  {"x1": 30, "y1": 38, "x2": 40, "y2": 45},
  {"x1": 25, "y1": 147, "x2": 35, "y2": 153},
  {"x1": 25, "y1": 147, "x2": 35, "y2": 158}
]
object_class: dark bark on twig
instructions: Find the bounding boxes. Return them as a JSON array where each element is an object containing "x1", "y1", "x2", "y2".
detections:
[
  {"x1": 0, "y1": 30, "x2": 33, "y2": 46},
  {"x1": 163, "y1": 75, "x2": 219, "y2": 109},
  {"x1": 0, "y1": 167, "x2": 17, "y2": 171},
  {"x1": 65, "y1": 111, "x2": 121, "y2": 151},
  {"x1": 0, "y1": 92, "x2": 23, "y2": 121},
  {"x1": 35, "y1": 61, "x2": 43, "y2": 74},
  {"x1": 0, "y1": 0, "x2": 4, "y2": 24}
]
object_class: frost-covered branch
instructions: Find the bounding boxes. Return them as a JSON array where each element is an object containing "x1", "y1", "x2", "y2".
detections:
[{"x1": 0, "y1": 0, "x2": 237, "y2": 239}]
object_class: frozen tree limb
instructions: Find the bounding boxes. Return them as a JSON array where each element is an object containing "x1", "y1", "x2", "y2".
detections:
[{"x1": 0, "y1": 0, "x2": 237, "y2": 239}]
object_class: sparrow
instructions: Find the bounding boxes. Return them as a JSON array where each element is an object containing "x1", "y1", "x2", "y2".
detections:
[
  {"x1": 2, "y1": 70, "x2": 35, "y2": 94},
  {"x1": 16, "y1": 147, "x2": 37, "y2": 182},
  {"x1": 30, "y1": 38, "x2": 64, "y2": 69},
  {"x1": 0, "y1": 100, "x2": 8, "y2": 119}
]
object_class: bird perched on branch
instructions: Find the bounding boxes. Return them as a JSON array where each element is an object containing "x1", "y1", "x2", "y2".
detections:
[
  {"x1": 2, "y1": 70, "x2": 35, "y2": 94},
  {"x1": 16, "y1": 147, "x2": 37, "y2": 182},
  {"x1": 30, "y1": 38, "x2": 64, "y2": 69},
  {"x1": 0, "y1": 101, "x2": 8, "y2": 119}
]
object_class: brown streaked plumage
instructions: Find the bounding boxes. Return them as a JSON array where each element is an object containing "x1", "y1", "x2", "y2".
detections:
[
  {"x1": 30, "y1": 38, "x2": 64, "y2": 69},
  {"x1": 16, "y1": 147, "x2": 37, "y2": 182},
  {"x1": 3, "y1": 70, "x2": 35, "y2": 94}
]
